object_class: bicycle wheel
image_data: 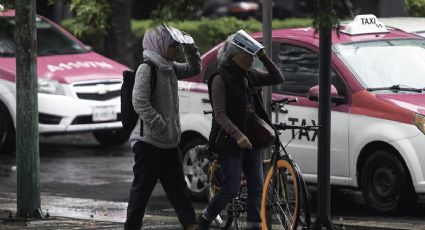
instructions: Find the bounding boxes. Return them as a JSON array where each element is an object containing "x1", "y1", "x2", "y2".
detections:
[
  {"x1": 261, "y1": 159, "x2": 301, "y2": 230},
  {"x1": 207, "y1": 161, "x2": 233, "y2": 229}
]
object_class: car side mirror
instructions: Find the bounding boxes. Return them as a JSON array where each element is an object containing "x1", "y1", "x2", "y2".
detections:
[{"x1": 307, "y1": 85, "x2": 345, "y2": 105}]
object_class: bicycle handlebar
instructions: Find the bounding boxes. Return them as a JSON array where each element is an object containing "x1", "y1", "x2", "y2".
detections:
[
  {"x1": 271, "y1": 98, "x2": 298, "y2": 107},
  {"x1": 273, "y1": 123, "x2": 320, "y2": 131}
]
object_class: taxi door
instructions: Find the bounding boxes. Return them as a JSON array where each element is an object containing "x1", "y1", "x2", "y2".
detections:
[{"x1": 271, "y1": 41, "x2": 350, "y2": 182}]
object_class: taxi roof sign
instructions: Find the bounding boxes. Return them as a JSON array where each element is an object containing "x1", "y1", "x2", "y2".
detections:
[{"x1": 341, "y1": 14, "x2": 388, "y2": 35}]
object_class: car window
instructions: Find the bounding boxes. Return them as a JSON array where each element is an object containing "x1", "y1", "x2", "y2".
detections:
[
  {"x1": 273, "y1": 43, "x2": 345, "y2": 97},
  {"x1": 0, "y1": 17, "x2": 15, "y2": 57},
  {"x1": 0, "y1": 17, "x2": 87, "y2": 57}
]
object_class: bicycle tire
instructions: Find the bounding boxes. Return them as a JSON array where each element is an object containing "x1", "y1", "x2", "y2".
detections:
[
  {"x1": 261, "y1": 158, "x2": 302, "y2": 230},
  {"x1": 207, "y1": 161, "x2": 234, "y2": 229}
]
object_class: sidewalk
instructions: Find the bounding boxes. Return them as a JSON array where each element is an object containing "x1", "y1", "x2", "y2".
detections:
[
  {"x1": 1, "y1": 191, "x2": 425, "y2": 230},
  {"x1": 0, "y1": 210, "x2": 182, "y2": 230}
]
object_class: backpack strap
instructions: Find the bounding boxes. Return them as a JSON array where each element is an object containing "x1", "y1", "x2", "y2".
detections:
[{"x1": 142, "y1": 59, "x2": 157, "y2": 96}]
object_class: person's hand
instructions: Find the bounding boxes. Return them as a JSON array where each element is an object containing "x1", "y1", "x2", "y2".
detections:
[
  {"x1": 237, "y1": 135, "x2": 253, "y2": 149},
  {"x1": 257, "y1": 48, "x2": 267, "y2": 59}
]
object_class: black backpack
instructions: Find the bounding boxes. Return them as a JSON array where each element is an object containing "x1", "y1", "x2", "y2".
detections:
[{"x1": 121, "y1": 60, "x2": 157, "y2": 132}]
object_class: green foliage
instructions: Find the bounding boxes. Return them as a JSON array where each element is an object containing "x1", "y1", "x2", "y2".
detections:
[
  {"x1": 67, "y1": 0, "x2": 111, "y2": 36},
  {"x1": 151, "y1": 0, "x2": 204, "y2": 21},
  {"x1": 198, "y1": 17, "x2": 262, "y2": 46},
  {"x1": 131, "y1": 17, "x2": 312, "y2": 54},
  {"x1": 312, "y1": 0, "x2": 340, "y2": 30},
  {"x1": 405, "y1": 0, "x2": 425, "y2": 16},
  {"x1": 64, "y1": 17, "x2": 312, "y2": 60}
]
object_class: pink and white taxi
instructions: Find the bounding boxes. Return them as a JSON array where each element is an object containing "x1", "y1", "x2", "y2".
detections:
[
  {"x1": 0, "y1": 10, "x2": 128, "y2": 154},
  {"x1": 178, "y1": 15, "x2": 425, "y2": 213}
]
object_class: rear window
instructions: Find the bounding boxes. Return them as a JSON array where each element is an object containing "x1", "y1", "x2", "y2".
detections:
[{"x1": 0, "y1": 16, "x2": 87, "y2": 57}]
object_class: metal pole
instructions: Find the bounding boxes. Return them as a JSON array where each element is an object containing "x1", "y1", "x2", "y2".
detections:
[
  {"x1": 313, "y1": 0, "x2": 334, "y2": 228},
  {"x1": 262, "y1": 0, "x2": 272, "y2": 117},
  {"x1": 16, "y1": 0, "x2": 43, "y2": 218}
]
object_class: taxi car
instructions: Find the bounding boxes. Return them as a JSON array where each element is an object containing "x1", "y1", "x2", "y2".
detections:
[
  {"x1": 178, "y1": 15, "x2": 425, "y2": 213},
  {"x1": 0, "y1": 9, "x2": 128, "y2": 154}
]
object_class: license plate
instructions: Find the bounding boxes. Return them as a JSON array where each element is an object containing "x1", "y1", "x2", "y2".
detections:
[{"x1": 92, "y1": 106, "x2": 117, "y2": 122}]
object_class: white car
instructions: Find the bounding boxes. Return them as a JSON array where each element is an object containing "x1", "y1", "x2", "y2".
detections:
[
  {"x1": 378, "y1": 17, "x2": 425, "y2": 37},
  {"x1": 0, "y1": 10, "x2": 129, "y2": 154}
]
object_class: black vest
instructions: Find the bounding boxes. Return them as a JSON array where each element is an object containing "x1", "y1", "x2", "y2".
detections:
[{"x1": 208, "y1": 64, "x2": 255, "y2": 156}]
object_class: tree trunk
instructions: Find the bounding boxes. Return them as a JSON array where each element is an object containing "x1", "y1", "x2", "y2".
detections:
[
  {"x1": 15, "y1": 0, "x2": 43, "y2": 218},
  {"x1": 105, "y1": 0, "x2": 135, "y2": 69}
]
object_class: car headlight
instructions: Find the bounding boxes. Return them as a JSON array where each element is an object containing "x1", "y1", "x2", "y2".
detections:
[
  {"x1": 414, "y1": 113, "x2": 425, "y2": 135},
  {"x1": 37, "y1": 78, "x2": 65, "y2": 95}
]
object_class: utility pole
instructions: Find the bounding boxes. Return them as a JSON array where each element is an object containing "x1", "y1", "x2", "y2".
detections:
[
  {"x1": 262, "y1": 0, "x2": 272, "y2": 117},
  {"x1": 313, "y1": 0, "x2": 334, "y2": 229},
  {"x1": 15, "y1": 0, "x2": 43, "y2": 218}
]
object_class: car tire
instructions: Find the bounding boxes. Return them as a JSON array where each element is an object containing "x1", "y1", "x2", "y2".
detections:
[
  {"x1": 93, "y1": 129, "x2": 131, "y2": 146},
  {"x1": 180, "y1": 138, "x2": 209, "y2": 201},
  {"x1": 0, "y1": 102, "x2": 15, "y2": 155},
  {"x1": 360, "y1": 150, "x2": 418, "y2": 214}
]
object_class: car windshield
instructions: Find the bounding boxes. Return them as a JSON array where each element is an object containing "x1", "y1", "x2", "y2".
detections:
[
  {"x1": 333, "y1": 39, "x2": 425, "y2": 92},
  {"x1": 0, "y1": 16, "x2": 87, "y2": 57}
]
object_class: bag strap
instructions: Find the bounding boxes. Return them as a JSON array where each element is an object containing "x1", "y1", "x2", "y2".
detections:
[
  {"x1": 245, "y1": 75, "x2": 274, "y2": 126},
  {"x1": 142, "y1": 59, "x2": 157, "y2": 96}
]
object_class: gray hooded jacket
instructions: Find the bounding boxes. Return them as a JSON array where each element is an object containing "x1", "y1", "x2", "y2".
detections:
[{"x1": 130, "y1": 45, "x2": 201, "y2": 149}]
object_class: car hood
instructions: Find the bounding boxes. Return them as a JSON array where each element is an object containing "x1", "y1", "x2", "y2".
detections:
[
  {"x1": 1, "y1": 52, "x2": 128, "y2": 84},
  {"x1": 377, "y1": 94, "x2": 425, "y2": 115}
]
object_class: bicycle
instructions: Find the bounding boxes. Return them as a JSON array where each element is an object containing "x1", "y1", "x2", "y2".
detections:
[
  {"x1": 197, "y1": 97, "x2": 317, "y2": 230},
  {"x1": 260, "y1": 97, "x2": 318, "y2": 230}
]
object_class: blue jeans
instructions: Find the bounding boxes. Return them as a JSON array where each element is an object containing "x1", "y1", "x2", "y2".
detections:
[{"x1": 204, "y1": 148, "x2": 264, "y2": 224}]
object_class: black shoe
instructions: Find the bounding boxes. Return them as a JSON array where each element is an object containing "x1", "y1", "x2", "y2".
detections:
[{"x1": 196, "y1": 214, "x2": 211, "y2": 230}]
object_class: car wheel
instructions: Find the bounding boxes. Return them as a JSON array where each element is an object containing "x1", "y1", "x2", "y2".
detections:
[
  {"x1": 0, "y1": 103, "x2": 15, "y2": 155},
  {"x1": 93, "y1": 129, "x2": 131, "y2": 146},
  {"x1": 360, "y1": 150, "x2": 418, "y2": 213},
  {"x1": 181, "y1": 138, "x2": 209, "y2": 201}
]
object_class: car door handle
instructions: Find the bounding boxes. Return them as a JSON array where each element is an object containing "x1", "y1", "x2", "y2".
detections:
[{"x1": 201, "y1": 98, "x2": 210, "y2": 103}]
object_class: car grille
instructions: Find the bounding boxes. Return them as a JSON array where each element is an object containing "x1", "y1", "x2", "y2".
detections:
[{"x1": 73, "y1": 80, "x2": 122, "y2": 101}]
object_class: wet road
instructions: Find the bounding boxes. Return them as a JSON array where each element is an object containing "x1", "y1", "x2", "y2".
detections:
[
  {"x1": 0, "y1": 133, "x2": 205, "y2": 224},
  {"x1": 1, "y1": 133, "x2": 425, "y2": 228}
]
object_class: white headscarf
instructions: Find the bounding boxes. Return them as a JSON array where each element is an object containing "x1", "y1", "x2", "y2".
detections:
[
  {"x1": 217, "y1": 34, "x2": 245, "y2": 67},
  {"x1": 142, "y1": 25, "x2": 175, "y2": 58}
]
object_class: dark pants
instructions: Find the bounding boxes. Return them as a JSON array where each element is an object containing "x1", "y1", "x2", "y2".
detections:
[
  {"x1": 124, "y1": 141, "x2": 196, "y2": 230},
  {"x1": 204, "y1": 149, "x2": 263, "y2": 224}
]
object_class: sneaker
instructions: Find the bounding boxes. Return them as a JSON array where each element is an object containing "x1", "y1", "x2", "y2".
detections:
[{"x1": 196, "y1": 214, "x2": 211, "y2": 230}]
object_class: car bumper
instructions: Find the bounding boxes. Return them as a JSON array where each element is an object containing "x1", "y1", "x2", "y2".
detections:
[
  {"x1": 38, "y1": 93, "x2": 122, "y2": 134},
  {"x1": 394, "y1": 133, "x2": 425, "y2": 193}
]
